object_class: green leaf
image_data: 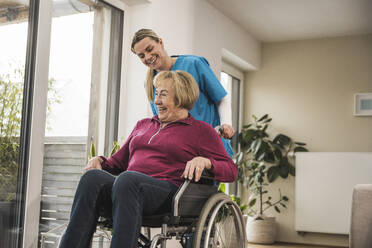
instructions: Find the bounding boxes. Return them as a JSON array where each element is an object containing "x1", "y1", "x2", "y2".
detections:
[
  {"x1": 257, "y1": 114, "x2": 268, "y2": 122},
  {"x1": 109, "y1": 141, "x2": 120, "y2": 157},
  {"x1": 249, "y1": 198, "x2": 257, "y2": 207},
  {"x1": 243, "y1": 124, "x2": 252, "y2": 129},
  {"x1": 240, "y1": 205, "x2": 248, "y2": 212},
  {"x1": 273, "y1": 145, "x2": 283, "y2": 159},
  {"x1": 218, "y1": 183, "x2": 226, "y2": 193},
  {"x1": 282, "y1": 196, "x2": 289, "y2": 201},
  {"x1": 264, "y1": 150, "x2": 276, "y2": 163},
  {"x1": 294, "y1": 141, "x2": 306, "y2": 146},
  {"x1": 289, "y1": 164, "x2": 296, "y2": 176},
  {"x1": 257, "y1": 152, "x2": 265, "y2": 161},
  {"x1": 234, "y1": 151, "x2": 244, "y2": 164},
  {"x1": 273, "y1": 134, "x2": 291, "y2": 146},
  {"x1": 241, "y1": 129, "x2": 257, "y2": 144},
  {"x1": 280, "y1": 134, "x2": 291, "y2": 146},
  {"x1": 294, "y1": 146, "x2": 309, "y2": 152},
  {"x1": 274, "y1": 206, "x2": 280, "y2": 213},
  {"x1": 267, "y1": 166, "x2": 279, "y2": 182},
  {"x1": 263, "y1": 118, "x2": 272, "y2": 123},
  {"x1": 262, "y1": 124, "x2": 268, "y2": 133},
  {"x1": 90, "y1": 142, "x2": 96, "y2": 158},
  {"x1": 251, "y1": 139, "x2": 262, "y2": 155},
  {"x1": 279, "y1": 165, "x2": 289, "y2": 179},
  {"x1": 278, "y1": 158, "x2": 290, "y2": 178}
]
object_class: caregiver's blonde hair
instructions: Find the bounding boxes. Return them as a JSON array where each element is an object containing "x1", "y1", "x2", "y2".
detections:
[{"x1": 131, "y1": 28, "x2": 161, "y2": 102}]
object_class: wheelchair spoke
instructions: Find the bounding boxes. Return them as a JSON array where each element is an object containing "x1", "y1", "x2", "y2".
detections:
[{"x1": 193, "y1": 193, "x2": 246, "y2": 248}]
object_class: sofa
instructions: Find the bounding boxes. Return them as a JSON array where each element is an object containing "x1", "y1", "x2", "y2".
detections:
[{"x1": 350, "y1": 184, "x2": 372, "y2": 248}]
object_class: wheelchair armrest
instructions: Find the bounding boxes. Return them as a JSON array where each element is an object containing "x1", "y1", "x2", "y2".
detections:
[
  {"x1": 173, "y1": 180, "x2": 191, "y2": 217},
  {"x1": 200, "y1": 169, "x2": 214, "y2": 180},
  {"x1": 172, "y1": 173, "x2": 218, "y2": 219}
]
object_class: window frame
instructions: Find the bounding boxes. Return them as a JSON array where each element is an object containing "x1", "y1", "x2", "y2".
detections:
[
  {"x1": 20, "y1": 0, "x2": 52, "y2": 247},
  {"x1": 221, "y1": 62, "x2": 244, "y2": 196},
  {"x1": 20, "y1": 0, "x2": 137, "y2": 245},
  {"x1": 221, "y1": 62, "x2": 244, "y2": 150}
]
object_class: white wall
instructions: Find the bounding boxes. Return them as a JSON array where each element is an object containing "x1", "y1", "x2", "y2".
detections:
[
  {"x1": 244, "y1": 34, "x2": 372, "y2": 247},
  {"x1": 193, "y1": 0, "x2": 260, "y2": 75},
  {"x1": 118, "y1": 0, "x2": 260, "y2": 141},
  {"x1": 118, "y1": 0, "x2": 195, "y2": 140}
]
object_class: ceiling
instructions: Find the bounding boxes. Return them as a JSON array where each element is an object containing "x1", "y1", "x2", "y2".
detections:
[{"x1": 207, "y1": 0, "x2": 372, "y2": 42}]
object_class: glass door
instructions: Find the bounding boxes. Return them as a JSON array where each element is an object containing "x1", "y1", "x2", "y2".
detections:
[
  {"x1": 39, "y1": 1, "x2": 124, "y2": 247},
  {"x1": 0, "y1": 0, "x2": 34, "y2": 247},
  {"x1": 39, "y1": 1, "x2": 94, "y2": 246}
]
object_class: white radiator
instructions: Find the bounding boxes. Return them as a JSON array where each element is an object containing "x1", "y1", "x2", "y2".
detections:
[{"x1": 295, "y1": 152, "x2": 372, "y2": 234}]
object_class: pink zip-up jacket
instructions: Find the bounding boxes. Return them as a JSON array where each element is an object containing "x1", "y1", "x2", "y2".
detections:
[{"x1": 101, "y1": 114, "x2": 237, "y2": 186}]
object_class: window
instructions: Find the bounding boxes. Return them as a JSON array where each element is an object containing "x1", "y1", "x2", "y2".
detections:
[
  {"x1": 39, "y1": 1, "x2": 124, "y2": 247},
  {"x1": 220, "y1": 72, "x2": 241, "y2": 153},
  {"x1": 39, "y1": 2, "x2": 94, "y2": 245},
  {"x1": 0, "y1": 0, "x2": 126, "y2": 246},
  {"x1": 220, "y1": 63, "x2": 244, "y2": 195},
  {"x1": 0, "y1": 0, "x2": 37, "y2": 247}
]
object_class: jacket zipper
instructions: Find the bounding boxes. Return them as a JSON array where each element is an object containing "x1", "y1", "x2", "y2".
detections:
[
  {"x1": 148, "y1": 126, "x2": 163, "y2": 144},
  {"x1": 148, "y1": 118, "x2": 186, "y2": 144}
]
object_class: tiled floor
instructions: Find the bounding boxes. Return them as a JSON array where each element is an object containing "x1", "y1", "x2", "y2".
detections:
[{"x1": 248, "y1": 243, "x2": 345, "y2": 248}]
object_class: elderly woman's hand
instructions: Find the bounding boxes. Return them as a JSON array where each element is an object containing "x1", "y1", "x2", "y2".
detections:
[
  {"x1": 84, "y1": 156, "x2": 103, "y2": 172},
  {"x1": 182, "y1": 157, "x2": 212, "y2": 182}
]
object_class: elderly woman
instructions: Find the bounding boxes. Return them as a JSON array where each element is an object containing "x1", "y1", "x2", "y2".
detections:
[{"x1": 59, "y1": 71, "x2": 237, "y2": 248}]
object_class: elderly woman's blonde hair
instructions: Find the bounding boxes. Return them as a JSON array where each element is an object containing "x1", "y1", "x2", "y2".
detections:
[
  {"x1": 154, "y1": 71, "x2": 199, "y2": 110},
  {"x1": 131, "y1": 28, "x2": 163, "y2": 102}
]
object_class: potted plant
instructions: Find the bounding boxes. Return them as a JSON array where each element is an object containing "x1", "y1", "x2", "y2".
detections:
[{"x1": 233, "y1": 114, "x2": 308, "y2": 244}]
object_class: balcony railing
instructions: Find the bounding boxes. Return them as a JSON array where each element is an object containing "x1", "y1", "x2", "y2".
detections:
[{"x1": 39, "y1": 136, "x2": 86, "y2": 248}]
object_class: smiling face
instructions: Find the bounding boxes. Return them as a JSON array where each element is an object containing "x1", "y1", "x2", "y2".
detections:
[
  {"x1": 154, "y1": 79, "x2": 188, "y2": 125},
  {"x1": 133, "y1": 37, "x2": 168, "y2": 71}
]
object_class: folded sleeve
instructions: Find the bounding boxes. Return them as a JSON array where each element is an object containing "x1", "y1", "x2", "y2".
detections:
[{"x1": 195, "y1": 57, "x2": 227, "y2": 103}]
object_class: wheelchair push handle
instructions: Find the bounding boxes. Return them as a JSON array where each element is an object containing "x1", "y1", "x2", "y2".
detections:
[
  {"x1": 215, "y1": 125, "x2": 232, "y2": 140},
  {"x1": 184, "y1": 169, "x2": 214, "y2": 183},
  {"x1": 185, "y1": 170, "x2": 215, "y2": 185}
]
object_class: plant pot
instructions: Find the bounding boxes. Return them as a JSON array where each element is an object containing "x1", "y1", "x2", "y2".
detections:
[{"x1": 246, "y1": 215, "x2": 276, "y2": 244}]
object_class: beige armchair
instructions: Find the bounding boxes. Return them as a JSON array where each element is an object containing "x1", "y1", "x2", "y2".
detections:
[{"x1": 350, "y1": 184, "x2": 372, "y2": 248}]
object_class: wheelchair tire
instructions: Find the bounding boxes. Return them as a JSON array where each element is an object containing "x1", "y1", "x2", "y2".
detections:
[{"x1": 193, "y1": 193, "x2": 246, "y2": 248}]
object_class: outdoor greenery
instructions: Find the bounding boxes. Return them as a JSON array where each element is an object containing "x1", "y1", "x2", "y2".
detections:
[
  {"x1": 0, "y1": 67, "x2": 60, "y2": 201},
  {"x1": 233, "y1": 114, "x2": 308, "y2": 217},
  {"x1": 88, "y1": 139, "x2": 121, "y2": 160}
]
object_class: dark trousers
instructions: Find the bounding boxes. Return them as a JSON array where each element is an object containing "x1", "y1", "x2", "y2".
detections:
[{"x1": 59, "y1": 169, "x2": 178, "y2": 248}]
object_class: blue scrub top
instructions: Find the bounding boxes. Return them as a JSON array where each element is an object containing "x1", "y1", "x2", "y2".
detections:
[{"x1": 150, "y1": 55, "x2": 233, "y2": 157}]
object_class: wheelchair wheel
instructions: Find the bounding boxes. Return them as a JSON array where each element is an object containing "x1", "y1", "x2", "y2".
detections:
[{"x1": 193, "y1": 193, "x2": 246, "y2": 248}]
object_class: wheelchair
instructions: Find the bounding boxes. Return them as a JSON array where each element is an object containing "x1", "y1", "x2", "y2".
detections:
[
  {"x1": 57, "y1": 174, "x2": 246, "y2": 248},
  {"x1": 136, "y1": 173, "x2": 246, "y2": 248}
]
